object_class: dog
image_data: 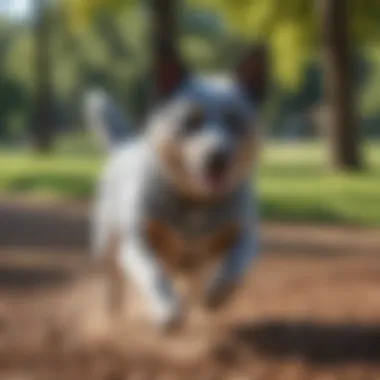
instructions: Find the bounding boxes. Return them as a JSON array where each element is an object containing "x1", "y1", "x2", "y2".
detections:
[{"x1": 87, "y1": 45, "x2": 268, "y2": 332}]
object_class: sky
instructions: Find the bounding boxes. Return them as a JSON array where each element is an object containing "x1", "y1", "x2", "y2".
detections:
[{"x1": 0, "y1": 0, "x2": 32, "y2": 21}]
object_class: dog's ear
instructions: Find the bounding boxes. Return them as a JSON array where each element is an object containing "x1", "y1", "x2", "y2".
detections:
[
  {"x1": 153, "y1": 40, "x2": 188, "y2": 102},
  {"x1": 234, "y1": 45, "x2": 269, "y2": 104}
]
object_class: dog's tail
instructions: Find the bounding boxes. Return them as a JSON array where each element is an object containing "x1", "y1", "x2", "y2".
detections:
[{"x1": 84, "y1": 88, "x2": 133, "y2": 152}]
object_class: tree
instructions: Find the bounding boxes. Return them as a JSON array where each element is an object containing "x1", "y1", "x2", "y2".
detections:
[
  {"x1": 151, "y1": 0, "x2": 183, "y2": 103},
  {"x1": 32, "y1": 0, "x2": 125, "y2": 152},
  {"x1": 33, "y1": 0, "x2": 54, "y2": 153},
  {"x1": 318, "y1": 0, "x2": 361, "y2": 169},
  {"x1": 190, "y1": 0, "x2": 380, "y2": 171}
]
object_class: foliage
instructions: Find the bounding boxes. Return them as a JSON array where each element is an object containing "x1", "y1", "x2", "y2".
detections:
[
  {"x1": 62, "y1": 0, "x2": 135, "y2": 32},
  {"x1": 188, "y1": 0, "x2": 380, "y2": 88}
]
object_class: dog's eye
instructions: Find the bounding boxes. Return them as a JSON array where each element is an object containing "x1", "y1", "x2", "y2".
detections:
[
  {"x1": 224, "y1": 110, "x2": 246, "y2": 135},
  {"x1": 183, "y1": 110, "x2": 204, "y2": 133}
]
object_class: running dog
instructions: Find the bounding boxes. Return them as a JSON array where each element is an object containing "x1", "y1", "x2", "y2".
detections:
[{"x1": 87, "y1": 45, "x2": 268, "y2": 332}]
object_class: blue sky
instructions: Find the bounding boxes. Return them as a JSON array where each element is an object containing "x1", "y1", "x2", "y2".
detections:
[{"x1": 0, "y1": 0, "x2": 32, "y2": 20}]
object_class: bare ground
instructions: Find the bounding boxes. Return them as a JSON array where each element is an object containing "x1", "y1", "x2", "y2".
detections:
[{"x1": 1, "y1": 198, "x2": 380, "y2": 379}]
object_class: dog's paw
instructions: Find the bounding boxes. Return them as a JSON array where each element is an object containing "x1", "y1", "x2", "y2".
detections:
[
  {"x1": 204, "y1": 282, "x2": 238, "y2": 311},
  {"x1": 153, "y1": 303, "x2": 184, "y2": 335},
  {"x1": 161, "y1": 312, "x2": 184, "y2": 334}
]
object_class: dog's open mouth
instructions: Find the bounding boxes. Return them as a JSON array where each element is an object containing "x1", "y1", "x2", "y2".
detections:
[
  {"x1": 207, "y1": 167, "x2": 228, "y2": 188},
  {"x1": 205, "y1": 153, "x2": 231, "y2": 189}
]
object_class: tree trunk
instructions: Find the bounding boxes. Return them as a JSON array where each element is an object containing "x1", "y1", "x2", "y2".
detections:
[
  {"x1": 318, "y1": 0, "x2": 362, "y2": 170},
  {"x1": 33, "y1": 0, "x2": 54, "y2": 153},
  {"x1": 151, "y1": 0, "x2": 180, "y2": 102}
]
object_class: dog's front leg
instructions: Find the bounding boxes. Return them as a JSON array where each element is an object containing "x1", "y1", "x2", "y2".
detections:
[
  {"x1": 204, "y1": 226, "x2": 259, "y2": 310},
  {"x1": 120, "y1": 234, "x2": 182, "y2": 331}
]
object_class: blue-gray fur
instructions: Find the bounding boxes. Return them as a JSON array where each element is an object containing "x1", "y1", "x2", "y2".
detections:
[
  {"x1": 84, "y1": 88, "x2": 133, "y2": 152},
  {"x1": 91, "y1": 76, "x2": 260, "y2": 329}
]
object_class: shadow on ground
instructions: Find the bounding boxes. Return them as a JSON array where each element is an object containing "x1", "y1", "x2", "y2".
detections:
[
  {"x1": 230, "y1": 320, "x2": 380, "y2": 364},
  {"x1": 0, "y1": 266, "x2": 75, "y2": 289},
  {"x1": 0, "y1": 202, "x2": 89, "y2": 250}
]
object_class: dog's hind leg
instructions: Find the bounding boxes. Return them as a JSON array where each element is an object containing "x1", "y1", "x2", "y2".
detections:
[
  {"x1": 91, "y1": 184, "x2": 115, "y2": 261},
  {"x1": 91, "y1": 182, "x2": 127, "y2": 316},
  {"x1": 104, "y1": 239, "x2": 127, "y2": 316}
]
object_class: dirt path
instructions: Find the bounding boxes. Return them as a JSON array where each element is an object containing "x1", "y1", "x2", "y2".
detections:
[{"x1": 1, "y1": 199, "x2": 380, "y2": 379}]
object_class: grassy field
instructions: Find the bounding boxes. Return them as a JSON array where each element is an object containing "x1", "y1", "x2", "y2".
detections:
[{"x1": 1, "y1": 140, "x2": 380, "y2": 226}]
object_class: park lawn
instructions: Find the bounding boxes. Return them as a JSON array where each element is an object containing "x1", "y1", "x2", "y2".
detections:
[
  {"x1": 1, "y1": 141, "x2": 380, "y2": 226},
  {"x1": 259, "y1": 142, "x2": 380, "y2": 226}
]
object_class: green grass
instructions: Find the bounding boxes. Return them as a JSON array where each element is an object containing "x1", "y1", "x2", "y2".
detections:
[
  {"x1": 1, "y1": 140, "x2": 380, "y2": 226},
  {"x1": 259, "y1": 142, "x2": 380, "y2": 226}
]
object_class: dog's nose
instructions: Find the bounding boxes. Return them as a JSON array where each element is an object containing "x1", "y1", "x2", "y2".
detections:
[{"x1": 207, "y1": 150, "x2": 231, "y2": 173}]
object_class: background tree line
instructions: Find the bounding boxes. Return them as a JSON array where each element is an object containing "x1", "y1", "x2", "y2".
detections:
[{"x1": 1, "y1": 0, "x2": 380, "y2": 171}]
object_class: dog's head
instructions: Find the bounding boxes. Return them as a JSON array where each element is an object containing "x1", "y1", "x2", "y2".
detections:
[{"x1": 148, "y1": 46, "x2": 268, "y2": 200}]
